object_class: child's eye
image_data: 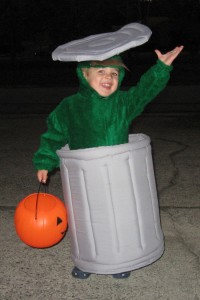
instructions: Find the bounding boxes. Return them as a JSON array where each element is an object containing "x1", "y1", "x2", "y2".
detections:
[
  {"x1": 112, "y1": 72, "x2": 119, "y2": 77},
  {"x1": 98, "y1": 69, "x2": 105, "y2": 74}
]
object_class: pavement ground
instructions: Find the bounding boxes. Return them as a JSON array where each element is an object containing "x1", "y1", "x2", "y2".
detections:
[{"x1": 0, "y1": 113, "x2": 199, "y2": 300}]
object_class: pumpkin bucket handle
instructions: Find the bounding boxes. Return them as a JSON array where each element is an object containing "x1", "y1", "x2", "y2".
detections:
[{"x1": 35, "y1": 182, "x2": 48, "y2": 220}]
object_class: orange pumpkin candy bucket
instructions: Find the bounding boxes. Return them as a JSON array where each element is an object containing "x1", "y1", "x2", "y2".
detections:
[{"x1": 14, "y1": 190, "x2": 68, "y2": 248}]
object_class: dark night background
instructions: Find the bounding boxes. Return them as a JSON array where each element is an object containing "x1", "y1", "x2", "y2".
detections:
[{"x1": 0, "y1": 0, "x2": 200, "y2": 112}]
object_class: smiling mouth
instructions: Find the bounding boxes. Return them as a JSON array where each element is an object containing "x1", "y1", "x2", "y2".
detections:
[{"x1": 101, "y1": 83, "x2": 112, "y2": 89}]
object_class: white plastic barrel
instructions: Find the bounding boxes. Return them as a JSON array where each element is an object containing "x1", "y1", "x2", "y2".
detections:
[{"x1": 57, "y1": 134, "x2": 164, "y2": 274}]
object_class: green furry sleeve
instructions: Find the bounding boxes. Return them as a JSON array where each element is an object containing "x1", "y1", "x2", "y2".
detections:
[
  {"x1": 125, "y1": 60, "x2": 173, "y2": 123},
  {"x1": 33, "y1": 107, "x2": 68, "y2": 172}
]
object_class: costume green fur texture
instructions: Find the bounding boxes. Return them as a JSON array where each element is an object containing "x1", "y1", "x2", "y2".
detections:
[{"x1": 33, "y1": 59, "x2": 173, "y2": 172}]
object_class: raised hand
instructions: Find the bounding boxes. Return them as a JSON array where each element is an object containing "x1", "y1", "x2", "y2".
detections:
[{"x1": 154, "y1": 46, "x2": 184, "y2": 66}]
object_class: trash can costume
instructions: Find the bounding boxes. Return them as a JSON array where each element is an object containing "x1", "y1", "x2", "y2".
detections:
[
  {"x1": 33, "y1": 24, "x2": 173, "y2": 277},
  {"x1": 57, "y1": 134, "x2": 164, "y2": 275}
]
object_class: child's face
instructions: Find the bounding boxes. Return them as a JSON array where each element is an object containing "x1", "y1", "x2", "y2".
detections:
[{"x1": 83, "y1": 67, "x2": 119, "y2": 97}]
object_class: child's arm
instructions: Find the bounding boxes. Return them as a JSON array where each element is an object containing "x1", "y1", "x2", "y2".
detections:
[
  {"x1": 33, "y1": 105, "x2": 68, "y2": 181},
  {"x1": 125, "y1": 46, "x2": 184, "y2": 122}
]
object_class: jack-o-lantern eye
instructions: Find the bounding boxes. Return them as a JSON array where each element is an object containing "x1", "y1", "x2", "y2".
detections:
[{"x1": 57, "y1": 217, "x2": 63, "y2": 225}]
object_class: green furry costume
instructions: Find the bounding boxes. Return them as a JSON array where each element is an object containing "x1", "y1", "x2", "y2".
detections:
[{"x1": 33, "y1": 58, "x2": 172, "y2": 172}]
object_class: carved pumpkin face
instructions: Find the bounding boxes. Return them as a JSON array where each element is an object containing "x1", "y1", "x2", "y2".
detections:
[{"x1": 14, "y1": 193, "x2": 68, "y2": 248}]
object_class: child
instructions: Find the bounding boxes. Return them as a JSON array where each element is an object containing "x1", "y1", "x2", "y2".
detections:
[{"x1": 33, "y1": 46, "x2": 183, "y2": 278}]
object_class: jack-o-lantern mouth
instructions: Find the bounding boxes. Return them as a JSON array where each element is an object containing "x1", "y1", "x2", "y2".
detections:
[{"x1": 61, "y1": 230, "x2": 67, "y2": 235}]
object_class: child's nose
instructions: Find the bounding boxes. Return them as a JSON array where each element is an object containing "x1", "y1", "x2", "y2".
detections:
[{"x1": 105, "y1": 72, "x2": 112, "y2": 79}]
